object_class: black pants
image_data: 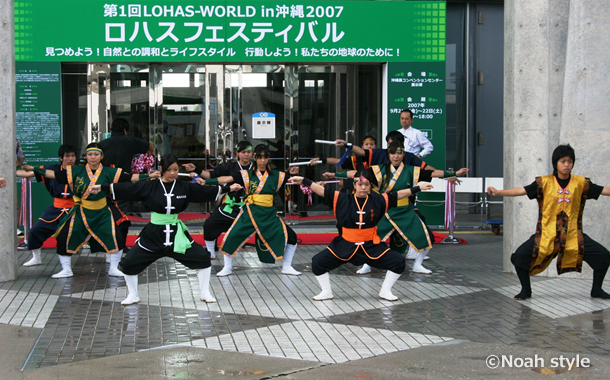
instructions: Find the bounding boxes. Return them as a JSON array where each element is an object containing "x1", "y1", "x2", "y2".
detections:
[
  {"x1": 312, "y1": 247, "x2": 406, "y2": 276},
  {"x1": 414, "y1": 208, "x2": 435, "y2": 244},
  {"x1": 511, "y1": 234, "x2": 610, "y2": 273},
  {"x1": 203, "y1": 208, "x2": 235, "y2": 241},
  {"x1": 120, "y1": 242, "x2": 211, "y2": 275}
]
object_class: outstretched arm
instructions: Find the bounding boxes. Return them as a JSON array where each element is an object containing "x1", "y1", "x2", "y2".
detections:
[
  {"x1": 22, "y1": 165, "x2": 56, "y2": 179},
  {"x1": 130, "y1": 171, "x2": 161, "y2": 182},
  {"x1": 309, "y1": 157, "x2": 341, "y2": 166},
  {"x1": 288, "y1": 176, "x2": 325, "y2": 197},
  {"x1": 16, "y1": 169, "x2": 35, "y2": 178},
  {"x1": 396, "y1": 183, "x2": 434, "y2": 200},
  {"x1": 431, "y1": 168, "x2": 469, "y2": 178},
  {"x1": 601, "y1": 187, "x2": 610, "y2": 196},
  {"x1": 487, "y1": 186, "x2": 527, "y2": 197}
]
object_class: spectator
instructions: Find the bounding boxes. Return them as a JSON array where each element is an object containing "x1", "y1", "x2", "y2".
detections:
[{"x1": 398, "y1": 109, "x2": 434, "y2": 158}]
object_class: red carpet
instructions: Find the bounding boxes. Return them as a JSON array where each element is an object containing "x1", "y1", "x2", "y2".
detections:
[{"x1": 24, "y1": 231, "x2": 465, "y2": 248}]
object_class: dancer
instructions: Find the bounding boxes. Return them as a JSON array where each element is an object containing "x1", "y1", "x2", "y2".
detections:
[
  {"x1": 16, "y1": 144, "x2": 76, "y2": 266},
  {"x1": 183, "y1": 141, "x2": 254, "y2": 259},
  {"x1": 288, "y1": 172, "x2": 433, "y2": 301},
  {"x1": 337, "y1": 141, "x2": 468, "y2": 274},
  {"x1": 23, "y1": 143, "x2": 159, "y2": 278},
  {"x1": 487, "y1": 144, "x2": 610, "y2": 300},
  {"x1": 208, "y1": 144, "x2": 301, "y2": 277},
  {"x1": 91, "y1": 153, "x2": 242, "y2": 305}
]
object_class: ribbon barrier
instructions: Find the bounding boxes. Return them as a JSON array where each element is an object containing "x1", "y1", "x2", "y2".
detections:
[
  {"x1": 441, "y1": 179, "x2": 460, "y2": 244},
  {"x1": 19, "y1": 178, "x2": 33, "y2": 246}
]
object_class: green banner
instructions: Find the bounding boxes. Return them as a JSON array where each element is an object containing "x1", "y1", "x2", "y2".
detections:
[
  {"x1": 15, "y1": 0, "x2": 446, "y2": 62},
  {"x1": 387, "y1": 61, "x2": 446, "y2": 225},
  {"x1": 16, "y1": 62, "x2": 63, "y2": 222}
]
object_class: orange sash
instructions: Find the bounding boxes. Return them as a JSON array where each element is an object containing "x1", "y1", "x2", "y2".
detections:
[
  {"x1": 342, "y1": 227, "x2": 380, "y2": 244},
  {"x1": 53, "y1": 198, "x2": 75, "y2": 209}
]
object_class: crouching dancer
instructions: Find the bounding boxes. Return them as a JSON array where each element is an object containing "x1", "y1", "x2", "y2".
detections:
[
  {"x1": 487, "y1": 144, "x2": 610, "y2": 300},
  {"x1": 91, "y1": 154, "x2": 242, "y2": 305},
  {"x1": 289, "y1": 172, "x2": 433, "y2": 301}
]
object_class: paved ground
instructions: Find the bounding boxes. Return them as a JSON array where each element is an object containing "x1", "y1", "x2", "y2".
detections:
[{"x1": 3, "y1": 229, "x2": 610, "y2": 379}]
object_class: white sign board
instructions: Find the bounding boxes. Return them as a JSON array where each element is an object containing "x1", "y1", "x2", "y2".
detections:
[{"x1": 252, "y1": 112, "x2": 276, "y2": 139}]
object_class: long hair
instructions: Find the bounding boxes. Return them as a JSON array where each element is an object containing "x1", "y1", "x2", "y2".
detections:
[
  {"x1": 384, "y1": 140, "x2": 405, "y2": 190},
  {"x1": 160, "y1": 153, "x2": 179, "y2": 175},
  {"x1": 551, "y1": 144, "x2": 575, "y2": 175}
]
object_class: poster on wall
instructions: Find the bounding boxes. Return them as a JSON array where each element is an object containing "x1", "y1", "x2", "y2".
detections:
[
  {"x1": 387, "y1": 61, "x2": 447, "y2": 225},
  {"x1": 15, "y1": 61, "x2": 63, "y2": 221}
]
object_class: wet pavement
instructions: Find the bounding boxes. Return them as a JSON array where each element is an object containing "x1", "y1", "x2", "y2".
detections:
[{"x1": 3, "y1": 229, "x2": 610, "y2": 379}]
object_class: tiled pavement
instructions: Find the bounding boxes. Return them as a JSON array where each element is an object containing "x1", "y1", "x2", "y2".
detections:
[{"x1": 2, "y1": 230, "x2": 610, "y2": 372}]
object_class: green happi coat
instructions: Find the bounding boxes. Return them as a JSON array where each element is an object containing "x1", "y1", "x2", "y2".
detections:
[
  {"x1": 36, "y1": 164, "x2": 127, "y2": 254},
  {"x1": 220, "y1": 169, "x2": 288, "y2": 263},
  {"x1": 371, "y1": 163, "x2": 432, "y2": 253}
]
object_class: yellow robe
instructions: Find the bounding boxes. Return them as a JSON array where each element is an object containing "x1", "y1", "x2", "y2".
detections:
[{"x1": 530, "y1": 174, "x2": 589, "y2": 275}]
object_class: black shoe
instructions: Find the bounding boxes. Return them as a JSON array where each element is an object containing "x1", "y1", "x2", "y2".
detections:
[
  {"x1": 17, "y1": 242, "x2": 28, "y2": 250},
  {"x1": 591, "y1": 289, "x2": 610, "y2": 299}
]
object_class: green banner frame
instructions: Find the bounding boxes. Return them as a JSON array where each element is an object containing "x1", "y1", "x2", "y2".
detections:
[{"x1": 15, "y1": 0, "x2": 446, "y2": 63}]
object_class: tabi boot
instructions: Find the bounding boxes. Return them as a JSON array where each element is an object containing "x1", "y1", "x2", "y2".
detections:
[
  {"x1": 591, "y1": 268, "x2": 610, "y2": 299},
  {"x1": 406, "y1": 245, "x2": 429, "y2": 260},
  {"x1": 281, "y1": 244, "x2": 302, "y2": 275},
  {"x1": 356, "y1": 263, "x2": 372, "y2": 274},
  {"x1": 216, "y1": 254, "x2": 233, "y2": 277},
  {"x1": 514, "y1": 267, "x2": 532, "y2": 300},
  {"x1": 379, "y1": 271, "x2": 402, "y2": 301},
  {"x1": 51, "y1": 255, "x2": 73, "y2": 278},
  {"x1": 205, "y1": 240, "x2": 217, "y2": 260},
  {"x1": 121, "y1": 275, "x2": 140, "y2": 305},
  {"x1": 23, "y1": 248, "x2": 42, "y2": 267},
  {"x1": 313, "y1": 272, "x2": 334, "y2": 301},
  {"x1": 197, "y1": 267, "x2": 216, "y2": 303},
  {"x1": 108, "y1": 250, "x2": 124, "y2": 277},
  {"x1": 412, "y1": 249, "x2": 432, "y2": 274}
]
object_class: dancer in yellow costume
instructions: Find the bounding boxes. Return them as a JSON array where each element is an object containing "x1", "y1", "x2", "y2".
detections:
[{"x1": 487, "y1": 144, "x2": 610, "y2": 300}]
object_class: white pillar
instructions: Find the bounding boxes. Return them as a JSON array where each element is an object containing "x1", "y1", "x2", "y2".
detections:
[{"x1": 0, "y1": 0, "x2": 17, "y2": 281}]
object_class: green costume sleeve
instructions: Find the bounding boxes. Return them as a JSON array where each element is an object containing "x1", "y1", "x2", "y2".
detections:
[
  {"x1": 443, "y1": 170, "x2": 456, "y2": 178},
  {"x1": 138, "y1": 173, "x2": 150, "y2": 181},
  {"x1": 206, "y1": 178, "x2": 219, "y2": 185},
  {"x1": 335, "y1": 171, "x2": 348, "y2": 179},
  {"x1": 33, "y1": 167, "x2": 47, "y2": 176}
]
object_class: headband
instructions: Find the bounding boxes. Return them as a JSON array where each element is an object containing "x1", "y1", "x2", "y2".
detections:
[
  {"x1": 394, "y1": 148, "x2": 405, "y2": 153},
  {"x1": 353, "y1": 177, "x2": 370, "y2": 183},
  {"x1": 236, "y1": 145, "x2": 253, "y2": 152},
  {"x1": 362, "y1": 138, "x2": 376, "y2": 144},
  {"x1": 255, "y1": 152, "x2": 270, "y2": 158},
  {"x1": 86, "y1": 147, "x2": 103, "y2": 153}
]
